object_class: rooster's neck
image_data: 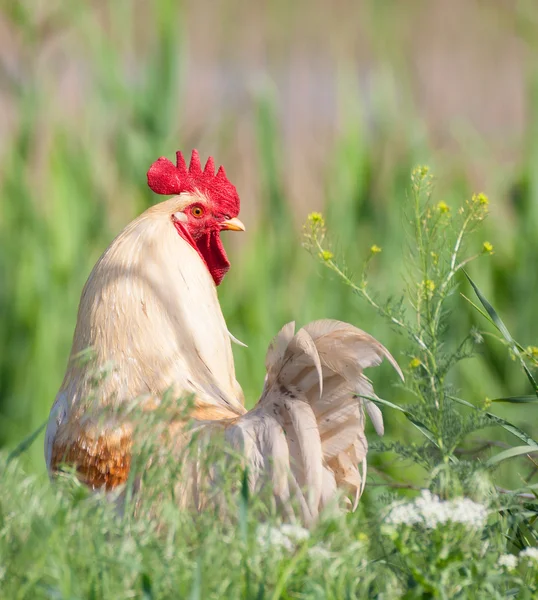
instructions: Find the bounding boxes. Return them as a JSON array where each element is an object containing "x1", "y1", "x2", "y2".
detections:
[{"x1": 63, "y1": 201, "x2": 244, "y2": 415}]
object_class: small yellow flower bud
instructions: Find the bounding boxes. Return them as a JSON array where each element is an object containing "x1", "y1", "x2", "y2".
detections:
[
  {"x1": 437, "y1": 201, "x2": 450, "y2": 214},
  {"x1": 483, "y1": 397, "x2": 491, "y2": 409},
  {"x1": 308, "y1": 212, "x2": 324, "y2": 225},
  {"x1": 409, "y1": 357, "x2": 421, "y2": 369},
  {"x1": 423, "y1": 280, "x2": 435, "y2": 292},
  {"x1": 357, "y1": 532, "x2": 369, "y2": 543},
  {"x1": 319, "y1": 250, "x2": 334, "y2": 262},
  {"x1": 370, "y1": 245, "x2": 382, "y2": 254},
  {"x1": 412, "y1": 165, "x2": 430, "y2": 181},
  {"x1": 482, "y1": 241, "x2": 494, "y2": 255},
  {"x1": 526, "y1": 346, "x2": 538, "y2": 358},
  {"x1": 472, "y1": 193, "x2": 489, "y2": 206}
]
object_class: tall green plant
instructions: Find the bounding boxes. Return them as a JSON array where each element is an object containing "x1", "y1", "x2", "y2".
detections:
[{"x1": 304, "y1": 167, "x2": 530, "y2": 491}]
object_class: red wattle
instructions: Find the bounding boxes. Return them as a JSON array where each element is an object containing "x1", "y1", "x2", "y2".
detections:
[{"x1": 173, "y1": 222, "x2": 230, "y2": 286}]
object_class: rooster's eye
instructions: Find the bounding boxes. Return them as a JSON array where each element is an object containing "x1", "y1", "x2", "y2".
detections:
[{"x1": 191, "y1": 206, "x2": 204, "y2": 218}]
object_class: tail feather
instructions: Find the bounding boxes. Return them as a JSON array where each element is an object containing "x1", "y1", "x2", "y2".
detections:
[
  {"x1": 286, "y1": 399, "x2": 323, "y2": 518},
  {"x1": 364, "y1": 398, "x2": 384, "y2": 436},
  {"x1": 304, "y1": 319, "x2": 404, "y2": 381},
  {"x1": 274, "y1": 328, "x2": 323, "y2": 399},
  {"x1": 320, "y1": 465, "x2": 337, "y2": 509},
  {"x1": 264, "y1": 321, "x2": 296, "y2": 380},
  {"x1": 225, "y1": 319, "x2": 401, "y2": 522},
  {"x1": 320, "y1": 415, "x2": 364, "y2": 460}
]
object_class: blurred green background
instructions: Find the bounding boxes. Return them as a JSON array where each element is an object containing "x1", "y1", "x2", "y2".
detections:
[{"x1": 1, "y1": 0, "x2": 538, "y2": 474}]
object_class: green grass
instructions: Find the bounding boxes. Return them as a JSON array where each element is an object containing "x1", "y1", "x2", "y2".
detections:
[
  {"x1": 0, "y1": 454, "x2": 427, "y2": 598},
  {"x1": 2, "y1": 1, "x2": 538, "y2": 597},
  {"x1": 1, "y1": 441, "x2": 537, "y2": 598}
]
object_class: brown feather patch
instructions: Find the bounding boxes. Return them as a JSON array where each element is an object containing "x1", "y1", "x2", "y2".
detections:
[
  {"x1": 51, "y1": 423, "x2": 132, "y2": 490},
  {"x1": 49, "y1": 400, "x2": 238, "y2": 491}
]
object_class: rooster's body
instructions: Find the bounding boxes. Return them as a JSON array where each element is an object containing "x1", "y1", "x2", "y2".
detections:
[{"x1": 45, "y1": 150, "x2": 401, "y2": 522}]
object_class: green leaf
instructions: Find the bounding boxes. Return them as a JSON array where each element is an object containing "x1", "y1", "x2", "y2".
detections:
[
  {"x1": 450, "y1": 395, "x2": 538, "y2": 447},
  {"x1": 7, "y1": 421, "x2": 47, "y2": 464},
  {"x1": 492, "y1": 396, "x2": 538, "y2": 404},
  {"x1": 464, "y1": 271, "x2": 538, "y2": 395},
  {"x1": 141, "y1": 574, "x2": 153, "y2": 600},
  {"x1": 239, "y1": 467, "x2": 249, "y2": 542},
  {"x1": 486, "y1": 445, "x2": 538, "y2": 467}
]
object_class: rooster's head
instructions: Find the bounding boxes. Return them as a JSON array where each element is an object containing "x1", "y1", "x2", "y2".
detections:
[{"x1": 147, "y1": 149, "x2": 244, "y2": 286}]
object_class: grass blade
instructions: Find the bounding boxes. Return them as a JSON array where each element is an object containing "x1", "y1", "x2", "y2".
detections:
[
  {"x1": 492, "y1": 396, "x2": 538, "y2": 404},
  {"x1": 189, "y1": 559, "x2": 202, "y2": 600},
  {"x1": 270, "y1": 546, "x2": 308, "y2": 600},
  {"x1": 450, "y1": 395, "x2": 538, "y2": 447},
  {"x1": 464, "y1": 271, "x2": 538, "y2": 395},
  {"x1": 486, "y1": 445, "x2": 538, "y2": 467},
  {"x1": 460, "y1": 293, "x2": 495, "y2": 326},
  {"x1": 6, "y1": 421, "x2": 47, "y2": 464}
]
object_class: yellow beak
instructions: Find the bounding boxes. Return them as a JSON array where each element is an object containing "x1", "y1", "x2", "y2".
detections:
[{"x1": 221, "y1": 217, "x2": 245, "y2": 232}]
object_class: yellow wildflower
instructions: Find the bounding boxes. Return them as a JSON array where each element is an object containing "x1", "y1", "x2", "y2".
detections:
[
  {"x1": 319, "y1": 250, "x2": 334, "y2": 262},
  {"x1": 483, "y1": 397, "x2": 492, "y2": 410},
  {"x1": 412, "y1": 165, "x2": 430, "y2": 181},
  {"x1": 472, "y1": 192, "x2": 489, "y2": 206},
  {"x1": 482, "y1": 241, "x2": 494, "y2": 255},
  {"x1": 423, "y1": 279, "x2": 435, "y2": 293},
  {"x1": 308, "y1": 212, "x2": 324, "y2": 225},
  {"x1": 409, "y1": 357, "x2": 421, "y2": 369},
  {"x1": 437, "y1": 201, "x2": 450, "y2": 214},
  {"x1": 370, "y1": 244, "x2": 382, "y2": 254}
]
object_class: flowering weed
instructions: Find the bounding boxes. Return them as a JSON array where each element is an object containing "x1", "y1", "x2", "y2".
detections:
[{"x1": 304, "y1": 167, "x2": 538, "y2": 596}]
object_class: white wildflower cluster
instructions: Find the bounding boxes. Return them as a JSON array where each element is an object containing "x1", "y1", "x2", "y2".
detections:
[
  {"x1": 498, "y1": 554, "x2": 518, "y2": 570},
  {"x1": 256, "y1": 523, "x2": 310, "y2": 552},
  {"x1": 497, "y1": 547, "x2": 538, "y2": 571},
  {"x1": 307, "y1": 545, "x2": 332, "y2": 560},
  {"x1": 256, "y1": 523, "x2": 331, "y2": 560},
  {"x1": 519, "y1": 547, "x2": 538, "y2": 563},
  {"x1": 385, "y1": 490, "x2": 488, "y2": 530}
]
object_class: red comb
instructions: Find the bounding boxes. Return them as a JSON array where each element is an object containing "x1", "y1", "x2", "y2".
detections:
[{"x1": 147, "y1": 149, "x2": 240, "y2": 217}]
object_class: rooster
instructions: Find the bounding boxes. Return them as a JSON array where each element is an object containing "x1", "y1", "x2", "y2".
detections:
[{"x1": 45, "y1": 149, "x2": 402, "y2": 523}]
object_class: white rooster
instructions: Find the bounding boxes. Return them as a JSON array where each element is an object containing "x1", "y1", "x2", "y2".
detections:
[{"x1": 45, "y1": 149, "x2": 402, "y2": 523}]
